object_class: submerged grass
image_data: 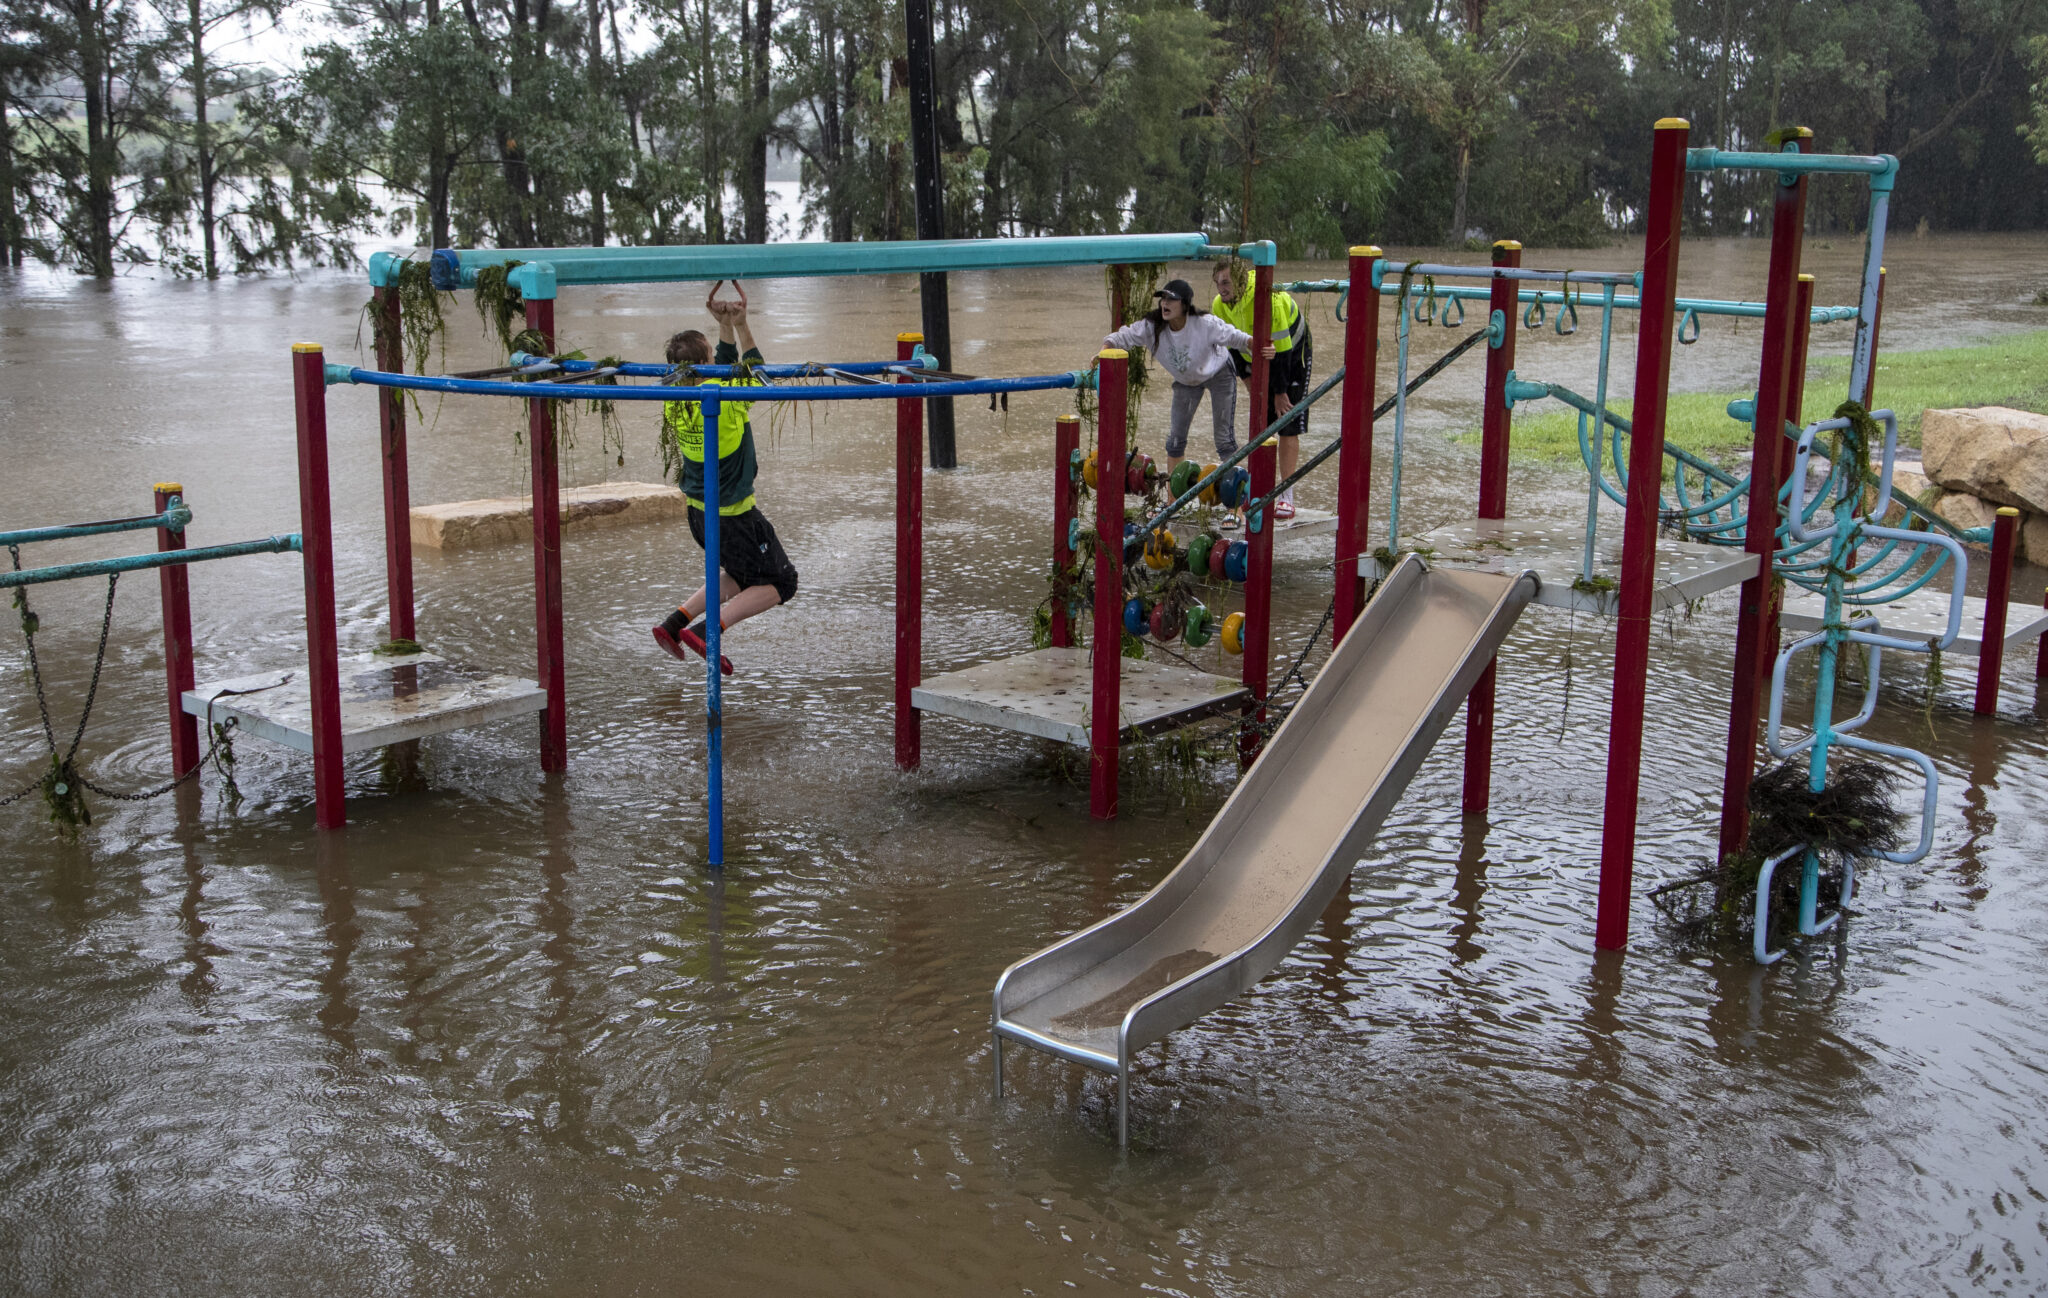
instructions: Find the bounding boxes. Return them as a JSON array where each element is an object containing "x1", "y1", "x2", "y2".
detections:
[{"x1": 1500, "y1": 329, "x2": 2048, "y2": 464}]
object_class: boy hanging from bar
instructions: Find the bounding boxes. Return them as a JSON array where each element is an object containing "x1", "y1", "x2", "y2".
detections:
[{"x1": 653, "y1": 281, "x2": 800, "y2": 675}]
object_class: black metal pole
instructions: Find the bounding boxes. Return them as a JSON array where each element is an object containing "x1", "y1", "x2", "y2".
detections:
[{"x1": 904, "y1": 0, "x2": 956, "y2": 469}]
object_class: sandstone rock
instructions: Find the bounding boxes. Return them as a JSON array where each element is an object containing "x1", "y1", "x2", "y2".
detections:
[
  {"x1": 1870, "y1": 466, "x2": 1939, "y2": 527},
  {"x1": 2026, "y1": 513, "x2": 2048, "y2": 568},
  {"x1": 411, "y1": 481, "x2": 687, "y2": 550},
  {"x1": 1932, "y1": 490, "x2": 2001, "y2": 550},
  {"x1": 1921, "y1": 407, "x2": 2048, "y2": 513}
]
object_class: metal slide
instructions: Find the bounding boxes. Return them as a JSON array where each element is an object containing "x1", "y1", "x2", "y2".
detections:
[{"x1": 992, "y1": 556, "x2": 1539, "y2": 1146}]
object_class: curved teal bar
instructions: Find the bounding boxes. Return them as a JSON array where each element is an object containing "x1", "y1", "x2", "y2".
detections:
[{"x1": 420, "y1": 234, "x2": 1218, "y2": 293}]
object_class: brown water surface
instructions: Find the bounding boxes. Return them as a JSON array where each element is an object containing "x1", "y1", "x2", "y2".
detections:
[{"x1": 4, "y1": 234, "x2": 2048, "y2": 1294}]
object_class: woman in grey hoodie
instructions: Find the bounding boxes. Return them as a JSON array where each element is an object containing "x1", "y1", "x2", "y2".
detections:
[{"x1": 1101, "y1": 277, "x2": 1273, "y2": 475}]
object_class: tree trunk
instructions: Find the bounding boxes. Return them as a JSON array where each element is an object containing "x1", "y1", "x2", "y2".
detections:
[
  {"x1": 187, "y1": 0, "x2": 218, "y2": 278},
  {"x1": 80, "y1": 0, "x2": 115, "y2": 278},
  {"x1": 0, "y1": 64, "x2": 17, "y2": 267},
  {"x1": 586, "y1": 0, "x2": 607, "y2": 245},
  {"x1": 699, "y1": 0, "x2": 723, "y2": 242},
  {"x1": 741, "y1": 0, "x2": 769, "y2": 243},
  {"x1": 1448, "y1": 137, "x2": 1471, "y2": 245},
  {"x1": 819, "y1": 7, "x2": 843, "y2": 238}
]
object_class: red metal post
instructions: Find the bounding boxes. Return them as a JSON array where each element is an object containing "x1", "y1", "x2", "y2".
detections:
[
  {"x1": 372, "y1": 286, "x2": 416, "y2": 643},
  {"x1": 1477, "y1": 240, "x2": 1520, "y2": 520},
  {"x1": 1334, "y1": 246, "x2": 1381, "y2": 642},
  {"x1": 2037, "y1": 585, "x2": 2048, "y2": 680},
  {"x1": 1718, "y1": 132, "x2": 1810, "y2": 862},
  {"x1": 1862, "y1": 267, "x2": 1886, "y2": 408},
  {"x1": 1241, "y1": 261, "x2": 1276, "y2": 766},
  {"x1": 1756, "y1": 273, "x2": 1817, "y2": 739},
  {"x1": 1976, "y1": 508, "x2": 2020, "y2": 715},
  {"x1": 1461, "y1": 240, "x2": 1522, "y2": 815},
  {"x1": 524, "y1": 296, "x2": 567, "y2": 772},
  {"x1": 154, "y1": 482, "x2": 200, "y2": 776},
  {"x1": 1091, "y1": 350, "x2": 1130, "y2": 820},
  {"x1": 1596, "y1": 118, "x2": 1691, "y2": 951},
  {"x1": 1052, "y1": 414, "x2": 1080, "y2": 648},
  {"x1": 292, "y1": 344, "x2": 345, "y2": 829},
  {"x1": 896, "y1": 332, "x2": 925, "y2": 770}
]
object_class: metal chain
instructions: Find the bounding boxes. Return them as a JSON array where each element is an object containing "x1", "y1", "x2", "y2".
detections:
[
  {"x1": 9, "y1": 543, "x2": 60, "y2": 755},
  {"x1": 64, "y1": 572, "x2": 119, "y2": 765},
  {"x1": 75, "y1": 716, "x2": 238, "y2": 803}
]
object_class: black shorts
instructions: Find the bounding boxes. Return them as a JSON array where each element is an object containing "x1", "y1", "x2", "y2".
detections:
[
  {"x1": 1232, "y1": 331, "x2": 1312, "y2": 436},
  {"x1": 688, "y1": 505, "x2": 800, "y2": 605}
]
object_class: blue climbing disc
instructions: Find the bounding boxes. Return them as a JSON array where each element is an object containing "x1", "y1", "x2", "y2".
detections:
[
  {"x1": 1225, "y1": 540, "x2": 1249, "y2": 583},
  {"x1": 1123, "y1": 598, "x2": 1149, "y2": 637}
]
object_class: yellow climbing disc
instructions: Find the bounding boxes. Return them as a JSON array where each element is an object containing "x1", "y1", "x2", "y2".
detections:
[
  {"x1": 1221, "y1": 611, "x2": 1246, "y2": 656},
  {"x1": 1083, "y1": 450, "x2": 1099, "y2": 489},
  {"x1": 1199, "y1": 464, "x2": 1220, "y2": 506}
]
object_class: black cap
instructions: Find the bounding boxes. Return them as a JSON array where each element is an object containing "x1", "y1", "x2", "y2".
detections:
[{"x1": 1153, "y1": 279, "x2": 1195, "y2": 305}]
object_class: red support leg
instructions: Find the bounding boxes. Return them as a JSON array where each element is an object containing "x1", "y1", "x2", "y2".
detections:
[
  {"x1": 292, "y1": 344, "x2": 345, "y2": 829},
  {"x1": 524, "y1": 297, "x2": 567, "y2": 772},
  {"x1": 1718, "y1": 131, "x2": 1811, "y2": 862},
  {"x1": 1976, "y1": 508, "x2": 2020, "y2": 715},
  {"x1": 896, "y1": 332, "x2": 925, "y2": 770},
  {"x1": 1756, "y1": 273, "x2": 1817, "y2": 762},
  {"x1": 372, "y1": 286, "x2": 416, "y2": 643},
  {"x1": 1091, "y1": 350, "x2": 1129, "y2": 820},
  {"x1": 2037, "y1": 584, "x2": 2048, "y2": 680},
  {"x1": 1052, "y1": 414, "x2": 1080, "y2": 648},
  {"x1": 154, "y1": 483, "x2": 199, "y2": 777},
  {"x1": 1596, "y1": 118, "x2": 1691, "y2": 952},
  {"x1": 1334, "y1": 246, "x2": 1381, "y2": 642},
  {"x1": 1464, "y1": 240, "x2": 1522, "y2": 815}
]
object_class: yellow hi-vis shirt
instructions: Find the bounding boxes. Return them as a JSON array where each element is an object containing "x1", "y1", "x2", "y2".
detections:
[
  {"x1": 664, "y1": 343, "x2": 764, "y2": 515},
  {"x1": 1210, "y1": 289, "x2": 1306, "y2": 364}
]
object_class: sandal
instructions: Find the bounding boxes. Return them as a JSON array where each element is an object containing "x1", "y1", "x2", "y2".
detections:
[
  {"x1": 1219, "y1": 513, "x2": 1242, "y2": 532},
  {"x1": 1274, "y1": 500, "x2": 1297, "y2": 520}
]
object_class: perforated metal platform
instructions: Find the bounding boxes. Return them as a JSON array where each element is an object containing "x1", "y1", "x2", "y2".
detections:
[
  {"x1": 1360, "y1": 518, "x2": 1759, "y2": 615},
  {"x1": 912, "y1": 647, "x2": 1251, "y2": 747},
  {"x1": 183, "y1": 649, "x2": 548, "y2": 755},
  {"x1": 1272, "y1": 506, "x2": 1336, "y2": 537},
  {"x1": 1779, "y1": 588, "x2": 2048, "y2": 657}
]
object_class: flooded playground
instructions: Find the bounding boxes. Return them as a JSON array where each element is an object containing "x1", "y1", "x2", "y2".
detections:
[{"x1": 4, "y1": 233, "x2": 2048, "y2": 1293}]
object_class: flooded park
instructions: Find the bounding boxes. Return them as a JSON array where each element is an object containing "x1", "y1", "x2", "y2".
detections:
[{"x1": 4, "y1": 230, "x2": 2048, "y2": 1294}]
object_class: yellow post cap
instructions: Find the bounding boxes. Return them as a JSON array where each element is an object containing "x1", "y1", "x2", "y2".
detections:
[
  {"x1": 1997, "y1": 506, "x2": 2022, "y2": 517},
  {"x1": 1056, "y1": 414, "x2": 1080, "y2": 424},
  {"x1": 153, "y1": 482, "x2": 184, "y2": 494},
  {"x1": 1655, "y1": 117, "x2": 1691, "y2": 130},
  {"x1": 292, "y1": 342, "x2": 322, "y2": 353},
  {"x1": 1349, "y1": 245, "x2": 1383, "y2": 258},
  {"x1": 1099, "y1": 348, "x2": 1129, "y2": 360},
  {"x1": 1798, "y1": 273, "x2": 1815, "y2": 282},
  {"x1": 897, "y1": 331, "x2": 924, "y2": 344},
  {"x1": 1493, "y1": 239, "x2": 1522, "y2": 251},
  {"x1": 1788, "y1": 125, "x2": 1813, "y2": 139}
]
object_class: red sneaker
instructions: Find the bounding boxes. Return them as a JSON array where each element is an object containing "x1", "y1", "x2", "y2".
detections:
[{"x1": 653, "y1": 624, "x2": 733, "y2": 676}]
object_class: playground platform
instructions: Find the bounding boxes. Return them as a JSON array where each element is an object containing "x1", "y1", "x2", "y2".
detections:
[
  {"x1": 912, "y1": 648, "x2": 1250, "y2": 746},
  {"x1": 1360, "y1": 518, "x2": 1759, "y2": 615},
  {"x1": 183, "y1": 649, "x2": 547, "y2": 755},
  {"x1": 1273, "y1": 506, "x2": 1336, "y2": 538},
  {"x1": 1779, "y1": 588, "x2": 2048, "y2": 656}
]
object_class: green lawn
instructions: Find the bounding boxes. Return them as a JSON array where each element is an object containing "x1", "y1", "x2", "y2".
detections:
[{"x1": 1499, "y1": 329, "x2": 2048, "y2": 464}]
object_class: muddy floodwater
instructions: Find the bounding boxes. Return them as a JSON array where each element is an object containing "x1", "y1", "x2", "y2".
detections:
[{"x1": 4, "y1": 235, "x2": 2048, "y2": 1294}]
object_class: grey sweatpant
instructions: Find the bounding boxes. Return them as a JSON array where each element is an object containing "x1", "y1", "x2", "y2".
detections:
[{"x1": 1165, "y1": 368, "x2": 1239, "y2": 458}]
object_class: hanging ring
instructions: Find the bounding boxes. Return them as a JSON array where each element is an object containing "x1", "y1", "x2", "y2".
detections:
[
  {"x1": 1334, "y1": 286, "x2": 1349, "y2": 323},
  {"x1": 1555, "y1": 299, "x2": 1578, "y2": 336},
  {"x1": 1523, "y1": 298, "x2": 1546, "y2": 329},
  {"x1": 1678, "y1": 306, "x2": 1702, "y2": 345},
  {"x1": 1441, "y1": 296, "x2": 1465, "y2": 327}
]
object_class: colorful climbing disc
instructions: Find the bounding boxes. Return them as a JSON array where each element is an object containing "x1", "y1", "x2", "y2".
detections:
[
  {"x1": 1184, "y1": 606, "x2": 1213, "y2": 647},
  {"x1": 1221, "y1": 611, "x2": 1245, "y2": 655},
  {"x1": 1169, "y1": 460, "x2": 1201, "y2": 498},
  {"x1": 1123, "y1": 597, "x2": 1149, "y2": 637},
  {"x1": 1208, "y1": 536, "x2": 1230, "y2": 581},
  {"x1": 1186, "y1": 533, "x2": 1215, "y2": 574},
  {"x1": 1149, "y1": 603, "x2": 1178, "y2": 642},
  {"x1": 1199, "y1": 464, "x2": 1221, "y2": 506},
  {"x1": 1224, "y1": 540, "x2": 1249, "y2": 583},
  {"x1": 1083, "y1": 450, "x2": 1099, "y2": 489}
]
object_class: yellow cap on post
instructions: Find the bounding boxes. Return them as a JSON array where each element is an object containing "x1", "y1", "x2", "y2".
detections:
[
  {"x1": 153, "y1": 482, "x2": 183, "y2": 494},
  {"x1": 897, "y1": 332, "x2": 924, "y2": 344},
  {"x1": 1997, "y1": 506, "x2": 2022, "y2": 518},
  {"x1": 1056, "y1": 414, "x2": 1079, "y2": 424},
  {"x1": 1099, "y1": 348, "x2": 1129, "y2": 361},
  {"x1": 1798, "y1": 273, "x2": 1815, "y2": 282},
  {"x1": 1493, "y1": 239, "x2": 1522, "y2": 252},
  {"x1": 1655, "y1": 117, "x2": 1691, "y2": 130},
  {"x1": 291, "y1": 342, "x2": 322, "y2": 353},
  {"x1": 1349, "y1": 245, "x2": 1383, "y2": 257}
]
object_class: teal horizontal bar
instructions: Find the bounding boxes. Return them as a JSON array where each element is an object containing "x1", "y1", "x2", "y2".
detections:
[
  {"x1": 1277, "y1": 279, "x2": 1859, "y2": 324},
  {"x1": 423, "y1": 235, "x2": 1218, "y2": 294},
  {"x1": 0, "y1": 534, "x2": 301, "y2": 589},
  {"x1": 1685, "y1": 148, "x2": 1897, "y2": 183},
  {"x1": 1, "y1": 502, "x2": 190, "y2": 548}
]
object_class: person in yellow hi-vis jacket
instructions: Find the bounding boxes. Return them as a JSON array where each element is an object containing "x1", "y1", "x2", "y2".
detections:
[
  {"x1": 652, "y1": 284, "x2": 799, "y2": 676},
  {"x1": 1210, "y1": 262, "x2": 1312, "y2": 520}
]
